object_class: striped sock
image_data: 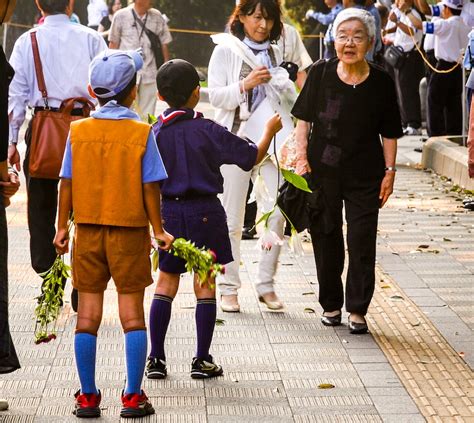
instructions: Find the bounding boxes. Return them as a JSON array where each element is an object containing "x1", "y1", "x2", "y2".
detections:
[
  {"x1": 195, "y1": 298, "x2": 217, "y2": 360},
  {"x1": 124, "y1": 329, "x2": 147, "y2": 395},
  {"x1": 149, "y1": 294, "x2": 173, "y2": 360},
  {"x1": 74, "y1": 333, "x2": 99, "y2": 395}
]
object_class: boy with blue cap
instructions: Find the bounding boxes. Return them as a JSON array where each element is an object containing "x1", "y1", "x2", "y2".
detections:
[
  {"x1": 53, "y1": 49, "x2": 174, "y2": 419},
  {"x1": 145, "y1": 59, "x2": 282, "y2": 380}
]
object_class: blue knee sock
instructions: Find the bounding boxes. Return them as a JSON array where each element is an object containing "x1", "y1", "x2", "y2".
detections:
[
  {"x1": 124, "y1": 329, "x2": 147, "y2": 395},
  {"x1": 195, "y1": 298, "x2": 217, "y2": 360},
  {"x1": 74, "y1": 332, "x2": 98, "y2": 395},
  {"x1": 149, "y1": 294, "x2": 173, "y2": 360}
]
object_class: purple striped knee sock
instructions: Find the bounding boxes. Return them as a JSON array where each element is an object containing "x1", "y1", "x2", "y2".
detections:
[
  {"x1": 149, "y1": 294, "x2": 173, "y2": 360},
  {"x1": 195, "y1": 298, "x2": 217, "y2": 360}
]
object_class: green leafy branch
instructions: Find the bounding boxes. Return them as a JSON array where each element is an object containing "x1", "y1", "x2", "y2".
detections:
[{"x1": 151, "y1": 238, "x2": 225, "y2": 287}]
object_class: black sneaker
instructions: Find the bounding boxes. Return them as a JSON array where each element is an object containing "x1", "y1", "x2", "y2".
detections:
[
  {"x1": 145, "y1": 357, "x2": 167, "y2": 379},
  {"x1": 191, "y1": 355, "x2": 223, "y2": 379}
]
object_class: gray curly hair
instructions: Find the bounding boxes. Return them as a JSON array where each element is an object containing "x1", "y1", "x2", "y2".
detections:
[{"x1": 332, "y1": 8, "x2": 376, "y2": 40}]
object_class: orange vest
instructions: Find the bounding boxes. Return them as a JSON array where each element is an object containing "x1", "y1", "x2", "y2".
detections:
[{"x1": 70, "y1": 118, "x2": 151, "y2": 227}]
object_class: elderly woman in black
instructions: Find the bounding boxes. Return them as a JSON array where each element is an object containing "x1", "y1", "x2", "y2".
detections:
[
  {"x1": 292, "y1": 8, "x2": 402, "y2": 334},
  {"x1": 0, "y1": 0, "x2": 21, "y2": 411}
]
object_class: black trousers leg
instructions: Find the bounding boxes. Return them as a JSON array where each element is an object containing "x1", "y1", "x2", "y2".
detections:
[
  {"x1": 444, "y1": 65, "x2": 462, "y2": 136},
  {"x1": 309, "y1": 178, "x2": 345, "y2": 313},
  {"x1": 343, "y1": 179, "x2": 380, "y2": 316},
  {"x1": 243, "y1": 181, "x2": 257, "y2": 229},
  {"x1": 395, "y1": 50, "x2": 424, "y2": 128},
  {"x1": 427, "y1": 67, "x2": 451, "y2": 137},
  {"x1": 24, "y1": 123, "x2": 59, "y2": 274}
]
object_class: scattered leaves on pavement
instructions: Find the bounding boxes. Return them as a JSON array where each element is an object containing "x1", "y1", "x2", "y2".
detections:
[{"x1": 318, "y1": 383, "x2": 335, "y2": 389}]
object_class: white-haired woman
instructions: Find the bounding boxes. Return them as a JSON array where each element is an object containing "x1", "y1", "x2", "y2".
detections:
[{"x1": 292, "y1": 8, "x2": 403, "y2": 334}]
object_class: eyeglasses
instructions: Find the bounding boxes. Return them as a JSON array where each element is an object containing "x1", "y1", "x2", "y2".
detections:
[{"x1": 335, "y1": 34, "x2": 368, "y2": 45}]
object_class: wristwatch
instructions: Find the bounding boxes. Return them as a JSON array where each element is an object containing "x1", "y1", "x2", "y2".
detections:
[
  {"x1": 385, "y1": 166, "x2": 397, "y2": 172},
  {"x1": 8, "y1": 140, "x2": 17, "y2": 146}
]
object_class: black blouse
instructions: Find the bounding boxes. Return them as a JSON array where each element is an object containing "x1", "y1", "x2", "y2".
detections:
[
  {"x1": 0, "y1": 46, "x2": 14, "y2": 162},
  {"x1": 292, "y1": 58, "x2": 403, "y2": 181}
]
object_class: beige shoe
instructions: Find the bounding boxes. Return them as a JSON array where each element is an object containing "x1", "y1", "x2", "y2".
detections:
[
  {"x1": 0, "y1": 399, "x2": 8, "y2": 411},
  {"x1": 220, "y1": 295, "x2": 240, "y2": 313},
  {"x1": 258, "y1": 292, "x2": 284, "y2": 310}
]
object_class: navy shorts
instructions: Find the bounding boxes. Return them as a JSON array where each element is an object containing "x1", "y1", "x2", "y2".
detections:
[{"x1": 159, "y1": 196, "x2": 233, "y2": 274}]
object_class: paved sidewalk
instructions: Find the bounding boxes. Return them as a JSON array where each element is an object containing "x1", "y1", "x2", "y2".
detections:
[{"x1": 0, "y1": 104, "x2": 472, "y2": 422}]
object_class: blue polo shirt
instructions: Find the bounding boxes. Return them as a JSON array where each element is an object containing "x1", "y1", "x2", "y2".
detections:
[
  {"x1": 154, "y1": 108, "x2": 258, "y2": 197},
  {"x1": 60, "y1": 100, "x2": 167, "y2": 183}
]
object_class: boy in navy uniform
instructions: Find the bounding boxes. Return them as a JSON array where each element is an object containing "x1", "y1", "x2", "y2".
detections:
[
  {"x1": 146, "y1": 59, "x2": 282, "y2": 380},
  {"x1": 407, "y1": 0, "x2": 470, "y2": 136},
  {"x1": 54, "y1": 50, "x2": 173, "y2": 418}
]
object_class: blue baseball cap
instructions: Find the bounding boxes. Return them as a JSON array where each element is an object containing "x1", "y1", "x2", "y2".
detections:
[{"x1": 89, "y1": 49, "x2": 143, "y2": 99}]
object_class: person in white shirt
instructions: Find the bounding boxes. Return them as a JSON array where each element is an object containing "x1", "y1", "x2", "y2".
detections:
[
  {"x1": 88, "y1": 0, "x2": 108, "y2": 30},
  {"x1": 406, "y1": 0, "x2": 470, "y2": 136},
  {"x1": 8, "y1": 0, "x2": 106, "y2": 306},
  {"x1": 387, "y1": 0, "x2": 424, "y2": 136}
]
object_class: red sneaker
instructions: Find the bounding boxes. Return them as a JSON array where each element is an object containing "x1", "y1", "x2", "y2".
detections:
[
  {"x1": 120, "y1": 390, "x2": 155, "y2": 418},
  {"x1": 73, "y1": 390, "x2": 101, "y2": 418}
]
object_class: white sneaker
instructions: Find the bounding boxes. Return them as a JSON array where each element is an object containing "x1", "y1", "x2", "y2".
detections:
[
  {"x1": 0, "y1": 399, "x2": 8, "y2": 411},
  {"x1": 403, "y1": 126, "x2": 422, "y2": 136}
]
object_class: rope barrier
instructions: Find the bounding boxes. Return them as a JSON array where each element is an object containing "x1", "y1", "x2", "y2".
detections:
[{"x1": 4, "y1": 21, "x2": 324, "y2": 38}]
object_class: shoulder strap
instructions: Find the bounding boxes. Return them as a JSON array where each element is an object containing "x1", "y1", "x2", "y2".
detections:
[{"x1": 30, "y1": 32, "x2": 48, "y2": 108}]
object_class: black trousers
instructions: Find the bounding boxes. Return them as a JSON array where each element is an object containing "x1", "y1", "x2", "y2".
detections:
[
  {"x1": 427, "y1": 60, "x2": 463, "y2": 137},
  {"x1": 24, "y1": 122, "x2": 59, "y2": 275},
  {"x1": 394, "y1": 49, "x2": 424, "y2": 128},
  {"x1": 309, "y1": 175, "x2": 381, "y2": 316},
  {"x1": 0, "y1": 196, "x2": 20, "y2": 373}
]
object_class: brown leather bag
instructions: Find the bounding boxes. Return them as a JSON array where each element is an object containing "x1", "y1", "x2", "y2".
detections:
[{"x1": 28, "y1": 32, "x2": 94, "y2": 179}]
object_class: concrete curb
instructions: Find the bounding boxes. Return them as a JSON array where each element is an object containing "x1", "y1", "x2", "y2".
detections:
[{"x1": 421, "y1": 137, "x2": 474, "y2": 190}]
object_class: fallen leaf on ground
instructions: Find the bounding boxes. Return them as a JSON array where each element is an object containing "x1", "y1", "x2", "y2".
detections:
[
  {"x1": 180, "y1": 306, "x2": 195, "y2": 309},
  {"x1": 418, "y1": 245, "x2": 429, "y2": 249},
  {"x1": 443, "y1": 238, "x2": 452, "y2": 242},
  {"x1": 318, "y1": 383, "x2": 335, "y2": 389},
  {"x1": 381, "y1": 285, "x2": 391, "y2": 289},
  {"x1": 410, "y1": 321, "x2": 420, "y2": 327},
  {"x1": 302, "y1": 292, "x2": 315, "y2": 296},
  {"x1": 215, "y1": 319, "x2": 226, "y2": 326},
  {"x1": 304, "y1": 308, "x2": 315, "y2": 313},
  {"x1": 390, "y1": 295, "x2": 404, "y2": 301},
  {"x1": 459, "y1": 352, "x2": 465, "y2": 358}
]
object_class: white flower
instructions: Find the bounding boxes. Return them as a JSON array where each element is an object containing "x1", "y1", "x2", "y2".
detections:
[
  {"x1": 256, "y1": 227, "x2": 284, "y2": 252},
  {"x1": 288, "y1": 228, "x2": 305, "y2": 256},
  {"x1": 251, "y1": 174, "x2": 274, "y2": 206}
]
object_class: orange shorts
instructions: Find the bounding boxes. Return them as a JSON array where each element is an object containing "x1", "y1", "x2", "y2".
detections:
[{"x1": 72, "y1": 224, "x2": 153, "y2": 294}]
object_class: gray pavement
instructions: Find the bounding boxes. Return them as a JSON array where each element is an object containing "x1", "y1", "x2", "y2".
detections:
[{"x1": 1, "y1": 102, "x2": 472, "y2": 421}]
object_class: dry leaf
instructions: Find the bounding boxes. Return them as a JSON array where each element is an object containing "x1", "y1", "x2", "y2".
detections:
[
  {"x1": 215, "y1": 318, "x2": 226, "y2": 326},
  {"x1": 304, "y1": 307, "x2": 315, "y2": 313},
  {"x1": 443, "y1": 238, "x2": 452, "y2": 242},
  {"x1": 390, "y1": 295, "x2": 404, "y2": 301},
  {"x1": 318, "y1": 383, "x2": 335, "y2": 389},
  {"x1": 302, "y1": 292, "x2": 315, "y2": 296},
  {"x1": 381, "y1": 285, "x2": 391, "y2": 289},
  {"x1": 418, "y1": 245, "x2": 429, "y2": 249}
]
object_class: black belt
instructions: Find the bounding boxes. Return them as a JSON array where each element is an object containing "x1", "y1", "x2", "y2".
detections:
[
  {"x1": 162, "y1": 194, "x2": 217, "y2": 201},
  {"x1": 34, "y1": 107, "x2": 86, "y2": 116}
]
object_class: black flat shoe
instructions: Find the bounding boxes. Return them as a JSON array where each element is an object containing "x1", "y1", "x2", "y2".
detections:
[
  {"x1": 321, "y1": 312, "x2": 342, "y2": 327},
  {"x1": 348, "y1": 318, "x2": 368, "y2": 334}
]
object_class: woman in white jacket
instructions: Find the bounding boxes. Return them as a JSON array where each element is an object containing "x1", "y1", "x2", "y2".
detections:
[{"x1": 208, "y1": 0, "x2": 297, "y2": 312}]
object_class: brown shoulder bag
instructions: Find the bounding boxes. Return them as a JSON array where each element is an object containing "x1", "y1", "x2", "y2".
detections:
[{"x1": 28, "y1": 32, "x2": 94, "y2": 179}]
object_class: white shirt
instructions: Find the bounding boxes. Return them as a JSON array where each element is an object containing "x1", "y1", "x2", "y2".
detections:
[
  {"x1": 8, "y1": 14, "x2": 107, "y2": 143},
  {"x1": 277, "y1": 23, "x2": 313, "y2": 71},
  {"x1": 423, "y1": 15, "x2": 470, "y2": 63},
  {"x1": 429, "y1": 2, "x2": 474, "y2": 28},
  {"x1": 393, "y1": 7, "x2": 423, "y2": 52},
  {"x1": 87, "y1": 0, "x2": 108, "y2": 27}
]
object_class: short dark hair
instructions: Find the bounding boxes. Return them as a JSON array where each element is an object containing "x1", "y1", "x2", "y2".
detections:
[
  {"x1": 97, "y1": 74, "x2": 137, "y2": 106},
  {"x1": 228, "y1": 0, "x2": 283, "y2": 42},
  {"x1": 37, "y1": 0, "x2": 69, "y2": 14},
  {"x1": 353, "y1": 0, "x2": 367, "y2": 6},
  {"x1": 446, "y1": 6, "x2": 462, "y2": 15},
  {"x1": 159, "y1": 89, "x2": 193, "y2": 108}
]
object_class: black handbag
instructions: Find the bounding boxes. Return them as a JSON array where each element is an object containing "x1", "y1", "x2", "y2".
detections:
[
  {"x1": 132, "y1": 10, "x2": 164, "y2": 68},
  {"x1": 384, "y1": 45, "x2": 405, "y2": 69}
]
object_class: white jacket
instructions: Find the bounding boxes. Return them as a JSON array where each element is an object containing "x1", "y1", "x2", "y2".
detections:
[{"x1": 208, "y1": 33, "x2": 297, "y2": 132}]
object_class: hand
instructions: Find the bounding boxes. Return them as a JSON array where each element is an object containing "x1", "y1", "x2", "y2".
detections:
[
  {"x1": 295, "y1": 158, "x2": 311, "y2": 176},
  {"x1": 379, "y1": 171, "x2": 395, "y2": 207},
  {"x1": 154, "y1": 230, "x2": 174, "y2": 251},
  {"x1": 243, "y1": 66, "x2": 272, "y2": 91},
  {"x1": 305, "y1": 9, "x2": 315, "y2": 20},
  {"x1": 265, "y1": 113, "x2": 283, "y2": 136},
  {"x1": 389, "y1": 12, "x2": 398, "y2": 23},
  {"x1": 8, "y1": 144, "x2": 21, "y2": 172},
  {"x1": 0, "y1": 172, "x2": 20, "y2": 207},
  {"x1": 53, "y1": 228, "x2": 69, "y2": 255}
]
